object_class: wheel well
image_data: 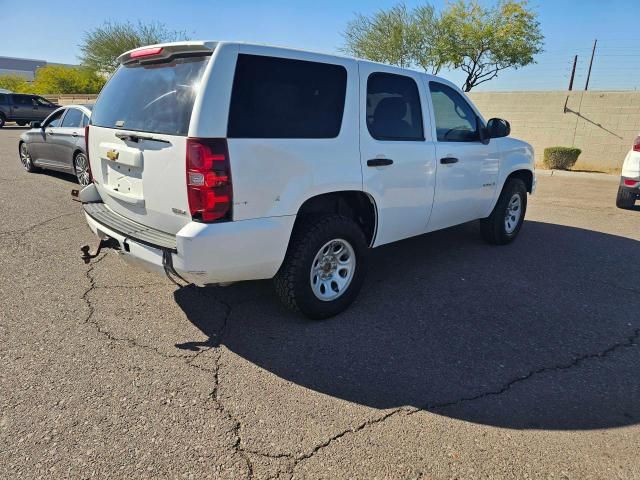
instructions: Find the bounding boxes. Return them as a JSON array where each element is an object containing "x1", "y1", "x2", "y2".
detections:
[
  {"x1": 295, "y1": 191, "x2": 377, "y2": 246},
  {"x1": 507, "y1": 169, "x2": 533, "y2": 193}
]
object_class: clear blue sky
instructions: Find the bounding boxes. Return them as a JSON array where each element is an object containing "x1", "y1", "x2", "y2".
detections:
[{"x1": 2, "y1": 0, "x2": 639, "y2": 91}]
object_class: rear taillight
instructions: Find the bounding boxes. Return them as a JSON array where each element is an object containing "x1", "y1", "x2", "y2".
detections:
[
  {"x1": 633, "y1": 136, "x2": 640, "y2": 152},
  {"x1": 84, "y1": 125, "x2": 92, "y2": 183},
  {"x1": 186, "y1": 138, "x2": 232, "y2": 222},
  {"x1": 624, "y1": 179, "x2": 639, "y2": 187}
]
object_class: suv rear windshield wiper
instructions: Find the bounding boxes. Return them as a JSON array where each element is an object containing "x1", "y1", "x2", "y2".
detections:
[{"x1": 115, "y1": 132, "x2": 171, "y2": 144}]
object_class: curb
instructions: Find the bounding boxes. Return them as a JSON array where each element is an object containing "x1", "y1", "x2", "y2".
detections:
[{"x1": 535, "y1": 169, "x2": 618, "y2": 181}]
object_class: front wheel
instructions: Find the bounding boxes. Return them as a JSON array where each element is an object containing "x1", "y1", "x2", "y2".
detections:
[
  {"x1": 0, "y1": 114, "x2": 5, "y2": 128},
  {"x1": 480, "y1": 178, "x2": 527, "y2": 245},
  {"x1": 19, "y1": 142, "x2": 38, "y2": 173},
  {"x1": 274, "y1": 215, "x2": 368, "y2": 319},
  {"x1": 616, "y1": 186, "x2": 636, "y2": 210}
]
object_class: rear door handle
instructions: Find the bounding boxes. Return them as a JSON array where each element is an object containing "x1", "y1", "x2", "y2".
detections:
[
  {"x1": 72, "y1": 132, "x2": 78, "y2": 137},
  {"x1": 440, "y1": 157, "x2": 459, "y2": 164},
  {"x1": 367, "y1": 158, "x2": 394, "y2": 167}
]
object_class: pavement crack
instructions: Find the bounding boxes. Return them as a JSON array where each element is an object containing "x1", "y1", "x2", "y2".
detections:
[
  {"x1": 0, "y1": 211, "x2": 77, "y2": 237},
  {"x1": 418, "y1": 327, "x2": 640, "y2": 412}
]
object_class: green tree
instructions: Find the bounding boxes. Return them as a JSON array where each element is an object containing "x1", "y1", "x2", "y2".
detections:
[
  {"x1": 342, "y1": 3, "x2": 444, "y2": 74},
  {"x1": 79, "y1": 20, "x2": 188, "y2": 74},
  {"x1": 439, "y1": 0, "x2": 544, "y2": 91},
  {"x1": 30, "y1": 65, "x2": 106, "y2": 94},
  {"x1": 341, "y1": 1, "x2": 543, "y2": 91},
  {"x1": 0, "y1": 74, "x2": 30, "y2": 93}
]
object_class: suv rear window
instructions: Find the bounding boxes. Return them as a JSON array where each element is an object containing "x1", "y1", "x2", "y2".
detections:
[
  {"x1": 91, "y1": 55, "x2": 210, "y2": 136},
  {"x1": 228, "y1": 54, "x2": 347, "y2": 138}
]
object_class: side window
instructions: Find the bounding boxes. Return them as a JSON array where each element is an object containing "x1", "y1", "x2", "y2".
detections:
[
  {"x1": 34, "y1": 97, "x2": 53, "y2": 107},
  {"x1": 12, "y1": 95, "x2": 32, "y2": 106},
  {"x1": 61, "y1": 108, "x2": 83, "y2": 128},
  {"x1": 366, "y1": 72, "x2": 424, "y2": 141},
  {"x1": 44, "y1": 109, "x2": 65, "y2": 128},
  {"x1": 81, "y1": 113, "x2": 90, "y2": 128},
  {"x1": 0, "y1": 94, "x2": 7, "y2": 105},
  {"x1": 228, "y1": 54, "x2": 347, "y2": 138},
  {"x1": 429, "y1": 82, "x2": 480, "y2": 142}
]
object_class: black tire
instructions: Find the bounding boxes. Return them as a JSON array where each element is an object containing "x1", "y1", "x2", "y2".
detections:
[
  {"x1": 274, "y1": 214, "x2": 369, "y2": 320},
  {"x1": 616, "y1": 186, "x2": 637, "y2": 209},
  {"x1": 480, "y1": 178, "x2": 527, "y2": 245},
  {"x1": 16, "y1": 121, "x2": 27, "y2": 127},
  {"x1": 19, "y1": 142, "x2": 38, "y2": 173},
  {"x1": 0, "y1": 114, "x2": 5, "y2": 128}
]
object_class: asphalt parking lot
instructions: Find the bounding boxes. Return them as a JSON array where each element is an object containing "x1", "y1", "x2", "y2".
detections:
[{"x1": 1, "y1": 125, "x2": 639, "y2": 479}]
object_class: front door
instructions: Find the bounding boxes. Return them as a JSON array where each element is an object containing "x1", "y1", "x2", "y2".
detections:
[
  {"x1": 425, "y1": 81, "x2": 500, "y2": 232},
  {"x1": 29, "y1": 108, "x2": 66, "y2": 165},
  {"x1": 358, "y1": 64, "x2": 437, "y2": 246}
]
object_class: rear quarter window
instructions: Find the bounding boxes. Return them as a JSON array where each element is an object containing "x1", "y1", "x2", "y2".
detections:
[
  {"x1": 90, "y1": 55, "x2": 210, "y2": 136},
  {"x1": 228, "y1": 54, "x2": 347, "y2": 139}
]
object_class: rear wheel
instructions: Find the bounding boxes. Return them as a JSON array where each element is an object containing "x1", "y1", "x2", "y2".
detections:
[
  {"x1": 274, "y1": 214, "x2": 368, "y2": 319},
  {"x1": 481, "y1": 178, "x2": 527, "y2": 245},
  {"x1": 16, "y1": 121, "x2": 27, "y2": 127},
  {"x1": 74, "y1": 152, "x2": 91, "y2": 186},
  {"x1": 19, "y1": 142, "x2": 38, "y2": 173},
  {"x1": 616, "y1": 186, "x2": 637, "y2": 209}
]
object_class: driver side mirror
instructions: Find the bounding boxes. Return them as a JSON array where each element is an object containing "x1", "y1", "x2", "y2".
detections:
[
  {"x1": 487, "y1": 118, "x2": 511, "y2": 139},
  {"x1": 30, "y1": 121, "x2": 42, "y2": 129}
]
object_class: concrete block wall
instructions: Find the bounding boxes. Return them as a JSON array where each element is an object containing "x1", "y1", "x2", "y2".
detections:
[
  {"x1": 468, "y1": 91, "x2": 640, "y2": 173},
  {"x1": 43, "y1": 94, "x2": 98, "y2": 106},
  {"x1": 40, "y1": 91, "x2": 638, "y2": 172}
]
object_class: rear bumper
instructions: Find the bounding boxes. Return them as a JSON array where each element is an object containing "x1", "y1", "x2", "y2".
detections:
[{"x1": 84, "y1": 203, "x2": 295, "y2": 285}]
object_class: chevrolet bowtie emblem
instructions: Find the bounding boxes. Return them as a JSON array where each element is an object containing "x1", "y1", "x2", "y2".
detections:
[{"x1": 106, "y1": 149, "x2": 119, "y2": 161}]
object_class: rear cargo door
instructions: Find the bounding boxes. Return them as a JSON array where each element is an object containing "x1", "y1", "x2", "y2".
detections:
[{"x1": 89, "y1": 52, "x2": 211, "y2": 235}]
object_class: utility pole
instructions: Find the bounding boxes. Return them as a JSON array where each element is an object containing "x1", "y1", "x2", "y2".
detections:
[
  {"x1": 568, "y1": 55, "x2": 577, "y2": 91},
  {"x1": 585, "y1": 39, "x2": 597, "y2": 91}
]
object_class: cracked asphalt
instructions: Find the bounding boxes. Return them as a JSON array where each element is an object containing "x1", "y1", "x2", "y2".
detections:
[{"x1": 1, "y1": 125, "x2": 640, "y2": 479}]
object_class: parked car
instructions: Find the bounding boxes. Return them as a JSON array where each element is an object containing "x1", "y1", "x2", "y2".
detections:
[
  {"x1": 19, "y1": 105, "x2": 92, "y2": 186},
  {"x1": 77, "y1": 41, "x2": 535, "y2": 319},
  {"x1": 0, "y1": 93, "x2": 60, "y2": 127},
  {"x1": 616, "y1": 135, "x2": 640, "y2": 209}
]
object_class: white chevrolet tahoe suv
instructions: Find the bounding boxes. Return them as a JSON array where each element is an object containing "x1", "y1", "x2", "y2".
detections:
[
  {"x1": 616, "y1": 134, "x2": 640, "y2": 209},
  {"x1": 77, "y1": 41, "x2": 535, "y2": 319}
]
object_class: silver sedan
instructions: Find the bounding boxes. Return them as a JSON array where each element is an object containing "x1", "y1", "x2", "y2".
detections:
[{"x1": 18, "y1": 104, "x2": 93, "y2": 186}]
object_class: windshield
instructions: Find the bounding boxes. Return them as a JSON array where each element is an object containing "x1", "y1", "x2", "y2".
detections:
[{"x1": 91, "y1": 55, "x2": 210, "y2": 136}]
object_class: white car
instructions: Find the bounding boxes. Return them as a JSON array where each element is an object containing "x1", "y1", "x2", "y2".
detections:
[
  {"x1": 77, "y1": 41, "x2": 535, "y2": 319},
  {"x1": 616, "y1": 136, "x2": 640, "y2": 209}
]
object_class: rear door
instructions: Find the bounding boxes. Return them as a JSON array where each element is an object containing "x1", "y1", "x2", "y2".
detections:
[
  {"x1": 358, "y1": 64, "x2": 437, "y2": 246},
  {"x1": 89, "y1": 50, "x2": 212, "y2": 234},
  {"x1": 10, "y1": 95, "x2": 34, "y2": 120},
  {"x1": 57, "y1": 107, "x2": 84, "y2": 168}
]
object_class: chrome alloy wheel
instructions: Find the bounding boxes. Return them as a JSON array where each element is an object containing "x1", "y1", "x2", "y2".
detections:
[
  {"x1": 504, "y1": 193, "x2": 522, "y2": 234},
  {"x1": 310, "y1": 238, "x2": 356, "y2": 301},
  {"x1": 75, "y1": 153, "x2": 91, "y2": 186},
  {"x1": 20, "y1": 143, "x2": 32, "y2": 171}
]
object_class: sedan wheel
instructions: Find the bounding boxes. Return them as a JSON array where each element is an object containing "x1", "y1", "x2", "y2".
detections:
[
  {"x1": 74, "y1": 153, "x2": 91, "y2": 186},
  {"x1": 19, "y1": 143, "x2": 37, "y2": 172}
]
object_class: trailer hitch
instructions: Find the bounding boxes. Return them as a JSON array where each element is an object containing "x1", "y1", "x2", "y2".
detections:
[{"x1": 80, "y1": 237, "x2": 120, "y2": 264}]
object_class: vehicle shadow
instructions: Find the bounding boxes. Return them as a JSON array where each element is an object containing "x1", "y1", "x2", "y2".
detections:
[{"x1": 174, "y1": 220, "x2": 640, "y2": 430}]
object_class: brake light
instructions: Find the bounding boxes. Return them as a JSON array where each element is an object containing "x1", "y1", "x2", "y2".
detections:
[
  {"x1": 84, "y1": 125, "x2": 92, "y2": 183},
  {"x1": 633, "y1": 136, "x2": 640, "y2": 152},
  {"x1": 624, "y1": 179, "x2": 638, "y2": 186},
  {"x1": 186, "y1": 138, "x2": 232, "y2": 222},
  {"x1": 130, "y1": 47, "x2": 163, "y2": 59}
]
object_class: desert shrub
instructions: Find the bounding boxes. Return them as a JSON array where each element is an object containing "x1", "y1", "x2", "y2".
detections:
[{"x1": 543, "y1": 147, "x2": 582, "y2": 170}]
